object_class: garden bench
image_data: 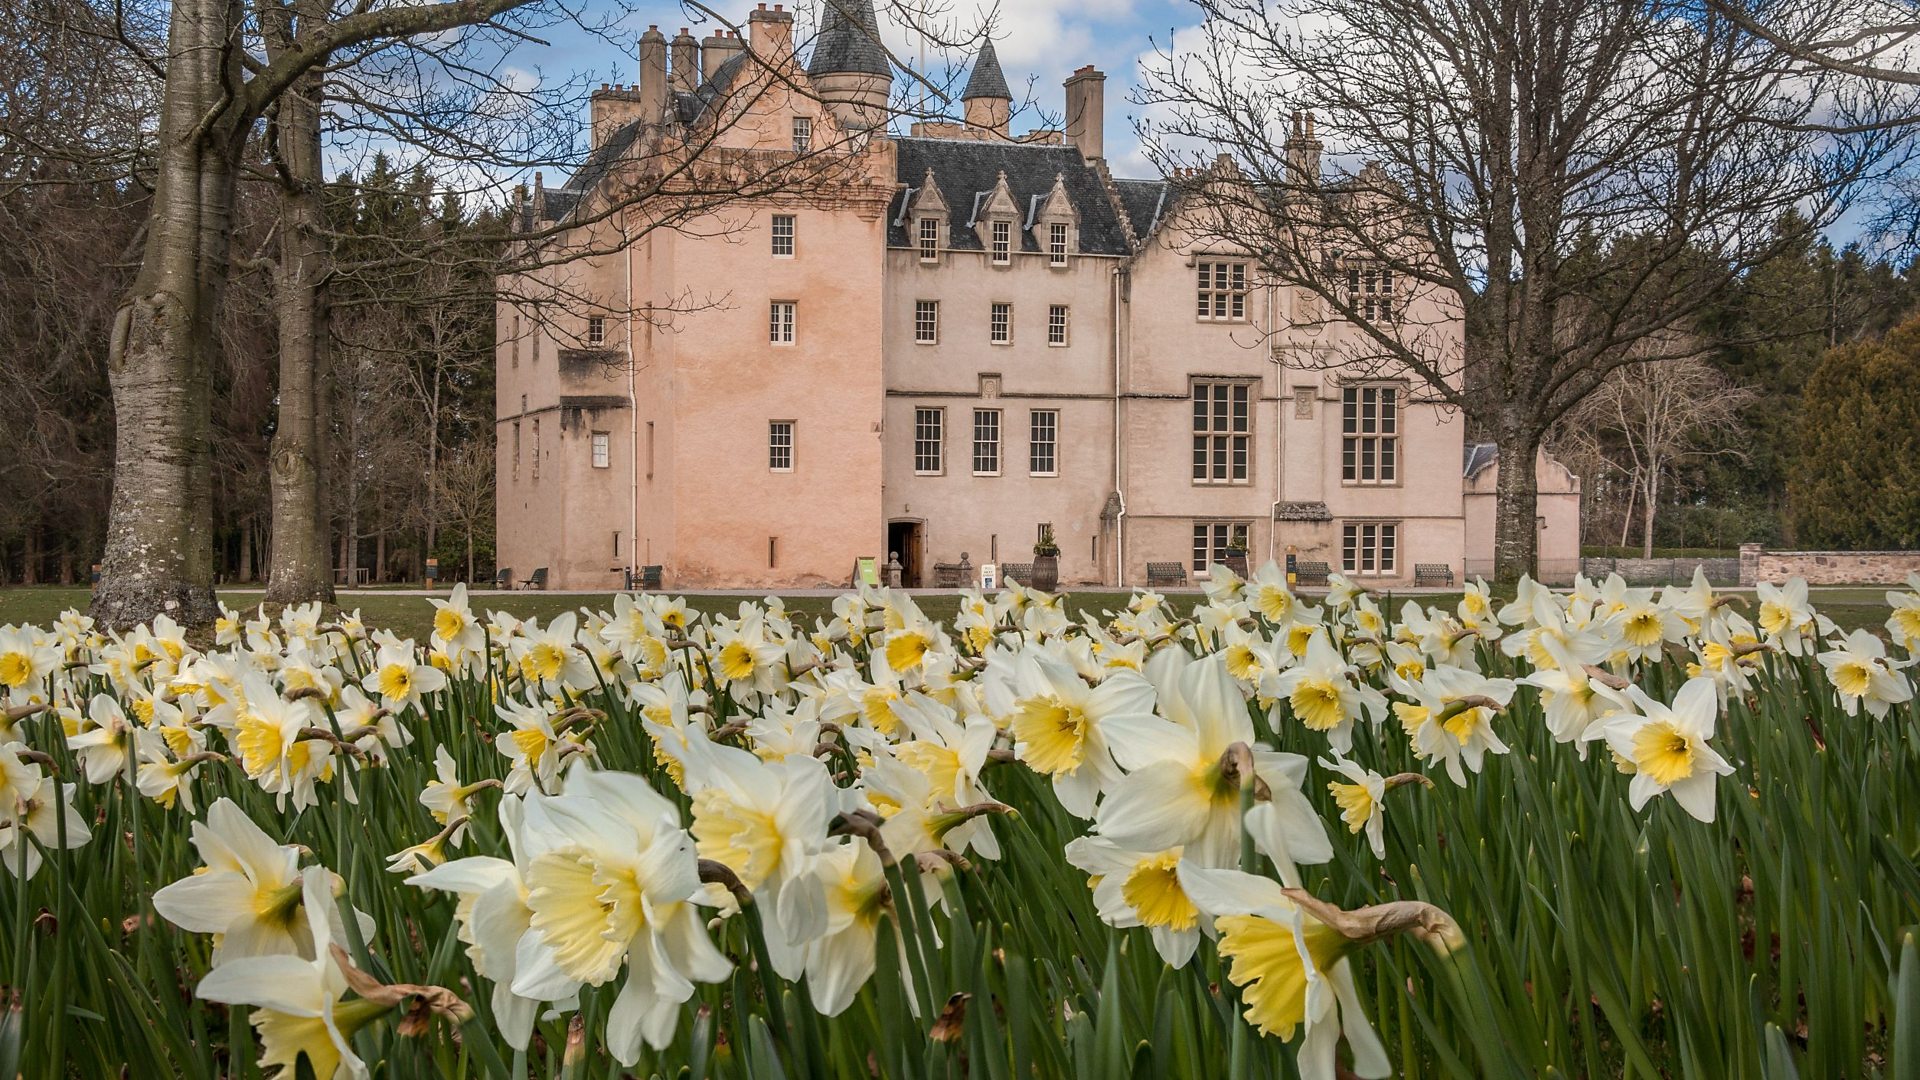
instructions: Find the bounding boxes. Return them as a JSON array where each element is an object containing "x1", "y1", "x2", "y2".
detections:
[
  {"x1": 1146, "y1": 562, "x2": 1188, "y2": 587},
  {"x1": 519, "y1": 567, "x2": 548, "y2": 591},
  {"x1": 1294, "y1": 560, "x2": 1330, "y2": 587},
  {"x1": 1414, "y1": 563, "x2": 1456, "y2": 588},
  {"x1": 1000, "y1": 562, "x2": 1034, "y2": 586},
  {"x1": 494, "y1": 567, "x2": 511, "y2": 589}
]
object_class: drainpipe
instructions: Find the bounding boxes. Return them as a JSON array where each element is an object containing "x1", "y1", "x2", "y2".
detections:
[
  {"x1": 1112, "y1": 264, "x2": 1127, "y2": 588},
  {"x1": 1268, "y1": 283, "x2": 1283, "y2": 568},
  {"x1": 625, "y1": 234, "x2": 639, "y2": 584}
]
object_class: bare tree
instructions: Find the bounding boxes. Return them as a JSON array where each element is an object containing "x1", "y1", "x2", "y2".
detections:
[
  {"x1": 1557, "y1": 351, "x2": 1756, "y2": 557},
  {"x1": 1136, "y1": 0, "x2": 1906, "y2": 580},
  {"x1": 434, "y1": 438, "x2": 496, "y2": 581}
]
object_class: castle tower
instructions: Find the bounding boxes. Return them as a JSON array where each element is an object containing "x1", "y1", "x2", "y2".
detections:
[
  {"x1": 961, "y1": 40, "x2": 1011, "y2": 137},
  {"x1": 807, "y1": 0, "x2": 892, "y2": 132}
]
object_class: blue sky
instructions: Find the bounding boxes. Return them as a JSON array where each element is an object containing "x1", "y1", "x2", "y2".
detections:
[{"x1": 504, "y1": 0, "x2": 1192, "y2": 177}]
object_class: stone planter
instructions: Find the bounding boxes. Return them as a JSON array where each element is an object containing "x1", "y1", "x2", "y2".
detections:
[
  {"x1": 1031, "y1": 554, "x2": 1059, "y2": 591},
  {"x1": 1222, "y1": 551, "x2": 1249, "y2": 577}
]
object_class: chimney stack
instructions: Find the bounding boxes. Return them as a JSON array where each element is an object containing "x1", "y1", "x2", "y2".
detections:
[
  {"x1": 669, "y1": 27, "x2": 700, "y2": 93},
  {"x1": 638, "y1": 25, "x2": 668, "y2": 121},
  {"x1": 748, "y1": 4, "x2": 794, "y2": 61},
  {"x1": 590, "y1": 84, "x2": 647, "y2": 148},
  {"x1": 702, "y1": 30, "x2": 743, "y2": 79},
  {"x1": 1285, "y1": 111, "x2": 1323, "y2": 186},
  {"x1": 1064, "y1": 66, "x2": 1105, "y2": 162}
]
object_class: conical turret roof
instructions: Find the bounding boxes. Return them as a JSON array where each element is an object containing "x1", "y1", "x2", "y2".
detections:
[
  {"x1": 807, "y1": 0, "x2": 892, "y2": 78},
  {"x1": 961, "y1": 39, "x2": 1010, "y2": 100}
]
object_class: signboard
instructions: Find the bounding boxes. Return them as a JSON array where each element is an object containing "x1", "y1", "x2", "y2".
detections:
[
  {"x1": 854, "y1": 556, "x2": 880, "y2": 587},
  {"x1": 980, "y1": 563, "x2": 998, "y2": 590}
]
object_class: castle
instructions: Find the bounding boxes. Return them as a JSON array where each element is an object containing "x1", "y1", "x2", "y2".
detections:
[{"x1": 494, "y1": 2, "x2": 1581, "y2": 589}]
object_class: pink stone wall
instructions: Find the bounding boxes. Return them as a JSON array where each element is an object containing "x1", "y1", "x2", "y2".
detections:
[
  {"x1": 1463, "y1": 450, "x2": 1583, "y2": 583},
  {"x1": 883, "y1": 242, "x2": 1123, "y2": 586}
]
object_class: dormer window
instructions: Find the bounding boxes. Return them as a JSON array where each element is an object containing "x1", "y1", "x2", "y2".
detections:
[
  {"x1": 1048, "y1": 222, "x2": 1069, "y2": 266},
  {"x1": 991, "y1": 220, "x2": 1011, "y2": 265},
  {"x1": 917, "y1": 216, "x2": 941, "y2": 262}
]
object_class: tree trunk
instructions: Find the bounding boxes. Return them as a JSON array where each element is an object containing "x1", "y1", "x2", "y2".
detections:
[
  {"x1": 21, "y1": 528, "x2": 38, "y2": 587},
  {"x1": 262, "y1": 1, "x2": 335, "y2": 607},
  {"x1": 91, "y1": 0, "x2": 238, "y2": 631},
  {"x1": 1492, "y1": 426, "x2": 1542, "y2": 583},
  {"x1": 238, "y1": 514, "x2": 254, "y2": 582},
  {"x1": 1641, "y1": 472, "x2": 1659, "y2": 560}
]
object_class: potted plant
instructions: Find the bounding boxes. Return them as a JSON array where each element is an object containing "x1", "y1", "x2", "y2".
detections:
[
  {"x1": 1031, "y1": 525, "x2": 1061, "y2": 591},
  {"x1": 1223, "y1": 531, "x2": 1250, "y2": 577}
]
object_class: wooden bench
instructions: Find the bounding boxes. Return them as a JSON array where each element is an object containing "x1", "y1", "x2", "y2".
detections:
[
  {"x1": 1414, "y1": 563, "x2": 1456, "y2": 588},
  {"x1": 495, "y1": 567, "x2": 511, "y2": 589},
  {"x1": 1294, "y1": 560, "x2": 1330, "y2": 587},
  {"x1": 639, "y1": 564, "x2": 662, "y2": 590},
  {"x1": 932, "y1": 562, "x2": 965, "y2": 587},
  {"x1": 1146, "y1": 562, "x2": 1188, "y2": 587},
  {"x1": 1000, "y1": 562, "x2": 1034, "y2": 586},
  {"x1": 519, "y1": 567, "x2": 548, "y2": 591}
]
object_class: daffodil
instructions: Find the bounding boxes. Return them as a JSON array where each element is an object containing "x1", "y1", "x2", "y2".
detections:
[
  {"x1": 1005, "y1": 647, "x2": 1156, "y2": 817},
  {"x1": 407, "y1": 796, "x2": 543, "y2": 1049},
  {"x1": 1885, "y1": 573, "x2": 1920, "y2": 653},
  {"x1": 1755, "y1": 579, "x2": 1823, "y2": 657},
  {"x1": 683, "y1": 737, "x2": 851, "y2": 976},
  {"x1": 1262, "y1": 630, "x2": 1385, "y2": 755},
  {"x1": 0, "y1": 627, "x2": 56, "y2": 704},
  {"x1": 429, "y1": 583, "x2": 486, "y2": 657},
  {"x1": 361, "y1": 635, "x2": 447, "y2": 713},
  {"x1": 195, "y1": 868, "x2": 422, "y2": 1080},
  {"x1": 152, "y1": 798, "x2": 361, "y2": 962},
  {"x1": 1319, "y1": 756, "x2": 1389, "y2": 859},
  {"x1": 1592, "y1": 677, "x2": 1735, "y2": 823},
  {"x1": 508, "y1": 614, "x2": 596, "y2": 695},
  {"x1": 227, "y1": 673, "x2": 332, "y2": 811},
  {"x1": 1817, "y1": 628, "x2": 1913, "y2": 719},
  {"x1": 1176, "y1": 866, "x2": 1388, "y2": 1080},
  {"x1": 67, "y1": 693, "x2": 133, "y2": 784},
  {"x1": 1097, "y1": 651, "x2": 1325, "y2": 871},
  {"x1": 0, "y1": 776, "x2": 89, "y2": 879},
  {"x1": 511, "y1": 767, "x2": 730, "y2": 1062},
  {"x1": 1063, "y1": 836, "x2": 1203, "y2": 966},
  {"x1": 799, "y1": 839, "x2": 892, "y2": 1015}
]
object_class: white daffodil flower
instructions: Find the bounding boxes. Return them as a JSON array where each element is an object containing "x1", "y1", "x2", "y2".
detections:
[{"x1": 1592, "y1": 677, "x2": 1735, "y2": 823}]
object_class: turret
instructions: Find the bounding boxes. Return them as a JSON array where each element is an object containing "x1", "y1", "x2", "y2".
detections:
[
  {"x1": 961, "y1": 40, "x2": 1011, "y2": 138},
  {"x1": 807, "y1": 0, "x2": 891, "y2": 131}
]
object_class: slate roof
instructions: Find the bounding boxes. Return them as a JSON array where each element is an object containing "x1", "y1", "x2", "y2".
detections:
[
  {"x1": 1464, "y1": 442, "x2": 1498, "y2": 478},
  {"x1": 807, "y1": 0, "x2": 891, "y2": 78},
  {"x1": 561, "y1": 119, "x2": 646, "y2": 201},
  {"x1": 889, "y1": 138, "x2": 1166, "y2": 255},
  {"x1": 673, "y1": 52, "x2": 752, "y2": 125},
  {"x1": 1111, "y1": 178, "x2": 1170, "y2": 239},
  {"x1": 961, "y1": 41, "x2": 1010, "y2": 100}
]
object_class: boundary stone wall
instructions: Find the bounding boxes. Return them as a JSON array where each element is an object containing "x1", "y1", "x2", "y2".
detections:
[
  {"x1": 1738, "y1": 544, "x2": 1920, "y2": 586},
  {"x1": 1579, "y1": 557, "x2": 1741, "y2": 586}
]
